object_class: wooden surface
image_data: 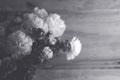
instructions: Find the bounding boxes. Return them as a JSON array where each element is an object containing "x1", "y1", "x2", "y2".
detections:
[
  {"x1": 31, "y1": 59, "x2": 120, "y2": 80},
  {"x1": 32, "y1": 69, "x2": 120, "y2": 80}
]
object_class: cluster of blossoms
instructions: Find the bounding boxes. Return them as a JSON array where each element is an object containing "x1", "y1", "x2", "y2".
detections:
[
  {"x1": 8, "y1": 30, "x2": 34, "y2": 58},
  {"x1": 8, "y1": 7, "x2": 82, "y2": 61},
  {"x1": 0, "y1": 7, "x2": 82, "y2": 80}
]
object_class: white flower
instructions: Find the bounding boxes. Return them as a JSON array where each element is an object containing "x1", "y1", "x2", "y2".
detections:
[
  {"x1": 8, "y1": 30, "x2": 34, "y2": 58},
  {"x1": 49, "y1": 35, "x2": 57, "y2": 45},
  {"x1": 27, "y1": 13, "x2": 49, "y2": 33},
  {"x1": 24, "y1": 7, "x2": 49, "y2": 34},
  {"x1": 23, "y1": 7, "x2": 66, "y2": 37},
  {"x1": 42, "y1": 47, "x2": 53, "y2": 59},
  {"x1": 66, "y1": 37, "x2": 82, "y2": 60},
  {"x1": 47, "y1": 14, "x2": 66, "y2": 37},
  {"x1": 34, "y1": 7, "x2": 48, "y2": 19}
]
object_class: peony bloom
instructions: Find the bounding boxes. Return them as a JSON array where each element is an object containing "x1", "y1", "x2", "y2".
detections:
[
  {"x1": 48, "y1": 35, "x2": 57, "y2": 45},
  {"x1": 27, "y1": 13, "x2": 49, "y2": 33},
  {"x1": 23, "y1": 7, "x2": 49, "y2": 34},
  {"x1": 66, "y1": 37, "x2": 82, "y2": 60},
  {"x1": 23, "y1": 7, "x2": 66, "y2": 37},
  {"x1": 8, "y1": 30, "x2": 34, "y2": 58},
  {"x1": 47, "y1": 14, "x2": 66, "y2": 37},
  {"x1": 42, "y1": 47, "x2": 53, "y2": 59},
  {"x1": 34, "y1": 7, "x2": 48, "y2": 20}
]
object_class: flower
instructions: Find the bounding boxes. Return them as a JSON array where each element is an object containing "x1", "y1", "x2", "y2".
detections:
[
  {"x1": 0, "y1": 25, "x2": 5, "y2": 36},
  {"x1": 23, "y1": 7, "x2": 66, "y2": 38},
  {"x1": 47, "y1": 14, "x2": 66, "y2": 37},
  {"x1": 42, "y1": 47, "x2": 53, "y2": 59},
  {"x1": 27, "y1": 13, "x2": 49, "y2": 33},
  {"x1": 14, "y1": 16, "x2": 22, "y2": 23},
  {"x1": 8, "y1": 30, "x2": 34, "y2": 58},
  {"x1": 66, "y1": 37, "x2": 82, "y2": 60},
  {"x1": 23, "y1": 7, "x2": 49, "y2": 34},
  {"x1": 34, "y1": 7, "x2": 48, "y2": 20},
  {"x1": 49, "y1": 35, "x2": 57, "y2": 45}
]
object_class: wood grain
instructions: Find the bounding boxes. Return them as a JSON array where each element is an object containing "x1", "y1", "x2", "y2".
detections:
[{"x1": 32, "y1": 69, "x2": 120, "y2": 80}]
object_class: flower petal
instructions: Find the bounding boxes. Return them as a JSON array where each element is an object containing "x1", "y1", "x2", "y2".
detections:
[
  {"x1": 43, "y1": 47, "x2": 53, "y2": 59},
  {"x1": 66, "y1": 37, "x2": 82, "y2": 60},
  {"x1": 47, "y1": 14, "x2": 66, "y2": 37},
  {"x1": 34, "y1": 7, "x2": 48, "y2": 19},
  {"x1": 8, "y1": 30, "x2": 34, "y2": 58}
]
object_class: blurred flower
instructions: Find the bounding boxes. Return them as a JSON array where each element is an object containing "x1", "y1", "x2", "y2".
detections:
[
  {"x1": 0, "y1": 25, "x2": 5, "y2": 36},
  {"x1": 49, "y1": 35, "x2": 57, "y2": 45},
  {"x1": 23, "y1": 7, "x2": 49, "y2": 34},
  {"x1": 23, "y1": 7, "x2": 66, "y2": 38},
  {"x1": 34, "y1": 7, "x2": 48, "y2": 19},
  {"x1": 27, "y1": 13, "x2": 49, "y2": 33},
  {"x1": 66, "y1": 37, "x2": 82, "y2": 60},
  {"x1": 14, "y1": 17, "x2": 22, "y2": 23},
  {"x1": 42, "y1": 47, "x2": 53, "y2": 59},
  {"x1": 8, "y1": 30, "x2": 34, "y2": 58},
  {"x1": 47, "y1": 14, "x2": 66, "y2": 37}
]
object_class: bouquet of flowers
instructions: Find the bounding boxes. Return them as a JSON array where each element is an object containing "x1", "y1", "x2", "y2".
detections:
[{"x1": 0, "y1": 7, "x2": 82, "y2": 80}]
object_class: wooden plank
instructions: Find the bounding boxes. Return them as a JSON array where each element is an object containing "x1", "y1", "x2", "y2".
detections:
[
  {"x1": 32, "y1": 69, "x2": 120, "y2": 80},
  {"x1": 42, "y1": 59, "x2": 120, "y2": 69},
  {"x1": 31, "y1": 59, "x2": 120, "y2": 80}
]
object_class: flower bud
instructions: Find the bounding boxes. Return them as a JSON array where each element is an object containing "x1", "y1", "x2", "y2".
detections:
[{"x1": 49, "y1": 35, "x2": 57, "y2": 45}]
